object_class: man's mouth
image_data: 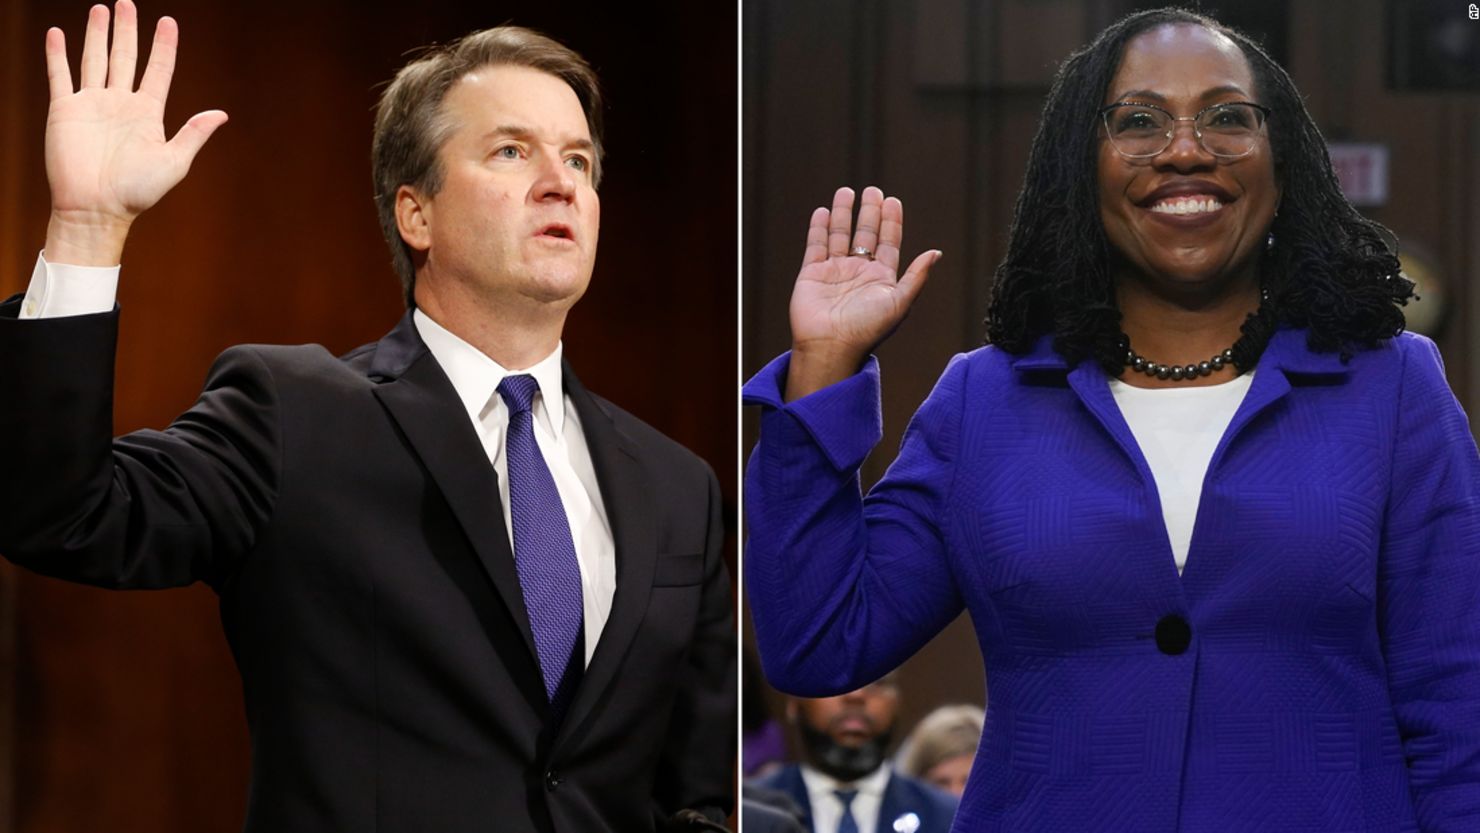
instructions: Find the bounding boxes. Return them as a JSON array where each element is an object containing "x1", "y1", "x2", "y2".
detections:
[
  {"x1": 536, "y1": 224, "x2": 574, "y2": 241},
  {"x1": 832, "y1": 714, "x2": 874, "y2": 735}
]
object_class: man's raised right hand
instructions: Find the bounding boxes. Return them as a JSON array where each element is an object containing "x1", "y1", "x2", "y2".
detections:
[{"x1": 43, "y1": 0, "x2": 227, "y2": 266}]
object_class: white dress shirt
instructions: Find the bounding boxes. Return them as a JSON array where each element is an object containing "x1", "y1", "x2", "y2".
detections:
[
  {"x1": 19, "y1": 252, "x2": 119, "y2": 318},
  {"x1": 1109, "y1": 371, "x2": 1254, "y2": 574},
  {"x1": 413, "y1": 309, "x2": 615, "y2": 665},
  {"x1": 799, "y1": 763, "x2": 891, "y2": 833},
  {"x1": 20, "y1": 253, "x2": 617, "y2": 665}
]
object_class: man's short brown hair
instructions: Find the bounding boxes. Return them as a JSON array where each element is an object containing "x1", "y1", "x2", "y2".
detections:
[{"x1": 371, "y1": 26, "x2": 604, "y2": 307}]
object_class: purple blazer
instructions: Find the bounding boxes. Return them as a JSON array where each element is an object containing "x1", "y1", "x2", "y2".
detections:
[{"x1": 743, "y1": 329, "x2": 1480, "y2": 832}]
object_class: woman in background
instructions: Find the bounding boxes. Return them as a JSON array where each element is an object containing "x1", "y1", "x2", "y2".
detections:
[{"x1": 895, "y1": 705, "x2": 984, "y2": 797}]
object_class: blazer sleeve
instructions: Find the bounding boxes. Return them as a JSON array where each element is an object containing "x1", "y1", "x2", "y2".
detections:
[
  {"x1": 1380, "y1": 335, "x2": 1480, "y2": 829},
  {"x1": 0, "y1": 298, "x2": 279, "y2": 589},
  {"x1": 743, "y1": 351, "x2": 967, "y2": 696},
  {"x1": 653, "y1": 465, "x2": 738, "y2": 826}
]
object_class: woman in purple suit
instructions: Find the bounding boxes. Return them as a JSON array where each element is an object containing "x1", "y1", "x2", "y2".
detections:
[{"x1": 744, "y1": 8, "x2": 1480, "y2": 832}]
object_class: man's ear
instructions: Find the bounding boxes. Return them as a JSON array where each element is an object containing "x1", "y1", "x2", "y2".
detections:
[
  {"x1": 395, "y1": 184, "x2": 432, "y2": 253},
  {"x1": 784, "y1": 699, "x2": 798, "y2": 724}
]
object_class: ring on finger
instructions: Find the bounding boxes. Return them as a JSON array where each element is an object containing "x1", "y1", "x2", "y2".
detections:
[{"x1": 849, "y1": 246, "x2": 875, "y2": 260}]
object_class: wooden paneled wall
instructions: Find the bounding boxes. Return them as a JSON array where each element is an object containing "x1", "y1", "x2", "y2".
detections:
[
  {"x1": 743, "y1": 0, "x2": 1480, "y2": 745},
  {"x1": 0, "y1": 2, "x2": 736, "y2": 831}
]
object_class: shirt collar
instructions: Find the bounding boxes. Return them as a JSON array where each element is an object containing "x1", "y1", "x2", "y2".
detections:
[
  {"x1": 412, "y1": 309, "x2": 566, "y2": 434},
  {"x1": 799, "y1": 761, "x2": 892, "y2": 797}
]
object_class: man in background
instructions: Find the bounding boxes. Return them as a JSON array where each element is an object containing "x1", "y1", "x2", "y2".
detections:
[
  {"x1": 748, "y1": 674, "x2": 957, "y2": 833},
  {"x1": 0, "y1": 2, "x2": 734, "y2": 830}
]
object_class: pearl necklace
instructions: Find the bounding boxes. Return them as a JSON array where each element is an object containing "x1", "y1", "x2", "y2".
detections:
[{"x1": 1123, "y1": 345, "x2": 1237, "y2": 382}]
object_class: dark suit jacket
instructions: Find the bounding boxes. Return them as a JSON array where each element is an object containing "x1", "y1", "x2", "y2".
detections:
[
  {"x1": 0, "y1": 301, "x2": 736, "y2": 833},
  {"x1": 750, "y1": 764, "x2": 957, "y2": 833},
  {"x1": 741, "y1": 799, "x2": 806, "y2": 833}
]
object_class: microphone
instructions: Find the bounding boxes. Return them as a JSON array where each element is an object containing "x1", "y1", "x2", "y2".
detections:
[{"x1": 670, "y1": 808, "x2": 730, "y2": 831}]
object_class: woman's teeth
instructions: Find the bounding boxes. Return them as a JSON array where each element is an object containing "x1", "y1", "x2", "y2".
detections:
[{"x1": 1150, "y1": 196, "x2": 1224, "y2": 215}]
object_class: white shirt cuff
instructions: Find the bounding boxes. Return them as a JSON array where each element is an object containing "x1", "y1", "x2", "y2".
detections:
[{"x1": 20, "y1": 252, "x2": 121, "y2": 319}]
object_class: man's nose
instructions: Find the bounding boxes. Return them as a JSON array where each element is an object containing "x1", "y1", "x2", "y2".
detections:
[{"x1": 532, "y1": 151, "x2": 577, "y2": 202}]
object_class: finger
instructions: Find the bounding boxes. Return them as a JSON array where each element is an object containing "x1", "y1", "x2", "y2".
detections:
[
  {"x1": 852, "y1": 186, "x2": 884, "y2": 259},
  {"x1": 108, "y1": 0, "x2": 139, "y2": 91},
  {"x1": 167, "y1": 110, "x2": 229, "y2": 165},
  {"x1": 79, "y1": 4, "x2": 110, "y2": 88},
  {"x1": 138, "y1": 15, "x2": 179, "y2": 104},
  {"x1": 897, "y1": 249, "x2": 942, "y2": 307},
  {"x1": 801, "y1": 206, "x2": 830, "y2": 267},
  {"x1": 826, "y1": 187, "x2": 855, "y2": 258},
  {"x1": 44, "y1": 28, "x2": 74, "y2": 101},
  {"x1": 876, "y1": 196, "x2": 904, "y2": 272}
]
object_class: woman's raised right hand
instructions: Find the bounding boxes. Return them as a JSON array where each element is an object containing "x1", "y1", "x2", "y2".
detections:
[
  {"x1": 43, "y1": 1, "x2": 227, "y2": 265},
  {"x1": 785, "y1": 186, "x2": 940, "y2": 401}
]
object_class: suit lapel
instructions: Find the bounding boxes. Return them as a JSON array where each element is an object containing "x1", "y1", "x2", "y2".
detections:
[
  {"x1": 367, "y1": 313, "x2": 541, "y2": 668},
  {"x1": 779, "y1": 766, "x2": 814, "y2": 830},
  {"x1": 554, "y1": 364, "x2": 659, "y2": 750},
  {"x1": 1178, "y1": 329, "x2": 1347, "y2": 597},
  {"x1": 1063, "y1": 361, "x2": 1191, "y2": 602},
  {"x1": 878, "y1": 774, "x2": 906, "y2": 830}
]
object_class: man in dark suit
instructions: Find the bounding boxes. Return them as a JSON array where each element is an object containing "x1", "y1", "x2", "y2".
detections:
[
  {"x1": 748, "y1": 676, "x2": 956, "y2": 833},
  {"x1": 0, "y1": 3, "x2": 734, "y2": 831}
]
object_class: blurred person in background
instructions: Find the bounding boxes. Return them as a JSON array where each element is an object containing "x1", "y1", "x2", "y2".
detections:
[
  {"x1": 745, "y1": 6, "x2": 1480, "y2": 831},
  {"x1": 894, "y1": 705, "x2": 983, "y2": 798},
  {"x1": 747, "y1": 673, "x2": 958, "y2": 833}
]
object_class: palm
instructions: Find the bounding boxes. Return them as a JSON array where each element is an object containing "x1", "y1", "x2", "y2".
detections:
[
  {"x1": 792, "y1": 257, "x2": 912, "y2": 352},
  {"x1": 788, "y1": 186, "x2": 939, "y2": 356},
  {"x1": 49, "y1": 90, "x2": 181, "y2": 219},
  {"x1": 43, "y1": 2, "x2": 226, "y2": 227}
]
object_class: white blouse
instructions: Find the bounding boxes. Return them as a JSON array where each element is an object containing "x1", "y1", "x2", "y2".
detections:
[{"x1": 1108, "y1": 371, "x2": 1255, "y2": 574}]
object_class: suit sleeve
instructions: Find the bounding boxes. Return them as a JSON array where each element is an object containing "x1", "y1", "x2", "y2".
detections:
[
  {"x1": 742, "y1": 352, "x2": 967, "y2": 697},
  {"x1": 1379, "y1": 335, "x2": 1480, "y2": 829},
  {"x1": 653, "y1": 465, "x2": 738, "y2": 826},
  {"x1": 0, "y1": 297, "x2": 279, "y2": 589}
]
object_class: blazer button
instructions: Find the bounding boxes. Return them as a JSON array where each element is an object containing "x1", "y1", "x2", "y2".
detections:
[
  {"x1": 1155, "y1": 615, "x2": 1192, "y2": 655},
  {"x1": 544, "y1": 770, "x2": 562, "y2": 792}
]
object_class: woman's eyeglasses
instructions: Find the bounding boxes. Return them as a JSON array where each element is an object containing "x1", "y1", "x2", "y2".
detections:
[{"x1": 1099, "y1": 101, "x2": 1271, "y2": 159}]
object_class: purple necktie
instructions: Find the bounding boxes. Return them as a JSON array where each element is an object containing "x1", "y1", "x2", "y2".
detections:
[{"x1": 497, "y1": 374, "x2": 584, "y2": 717}]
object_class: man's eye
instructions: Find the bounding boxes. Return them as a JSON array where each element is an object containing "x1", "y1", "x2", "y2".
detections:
[
  {"x1": 496, "y1": 146, "x2": 520, "y2": 159},
  {"x1": 567, "y1": 156, "x2": 589, "y2": 172}
]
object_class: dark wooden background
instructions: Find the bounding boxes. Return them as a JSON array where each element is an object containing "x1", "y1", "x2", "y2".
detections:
[
  {"x1": 744, "y1": 0, "x2": 1480, "y2": 752},
  {"x1": 0, "y1": 2, "x2": 737, "y2": 831}
]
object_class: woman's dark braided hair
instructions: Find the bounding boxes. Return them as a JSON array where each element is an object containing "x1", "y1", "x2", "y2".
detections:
[{"x1": 984, "y1": 7, "x2": 1413, "y2": 375}]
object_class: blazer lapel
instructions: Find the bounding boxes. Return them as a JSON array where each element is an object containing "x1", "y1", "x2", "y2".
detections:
[
  {"x1": 778, "y1": 766, "x2": 814, "y2": 830},
  {"x1": 366, "y1": 313, "x2": 541, "y2": 670},
  {"x1": 1013, "y1": 337, "x2": 1157, "y2": 488},
  {"x1": 554, "y1": 364, "x2": 659, "y2": 750},
  {"x1": 1179, "y1": 328, "x2": 1348, "y2": 596},
  {"x1": 878, "y1": 774, "x2": 909, "y2": 832},
  {"x1": 1059, "y1": 359, "x2": 1190, "y2": 601}
]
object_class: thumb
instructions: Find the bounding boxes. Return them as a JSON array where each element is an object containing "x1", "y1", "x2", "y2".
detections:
[
  {"x1": 897, "y1": 249, "x2": 941, "y2": 306},
  {"x1": 168, "y1": 109, "x2": 229, "y2": 165}
]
